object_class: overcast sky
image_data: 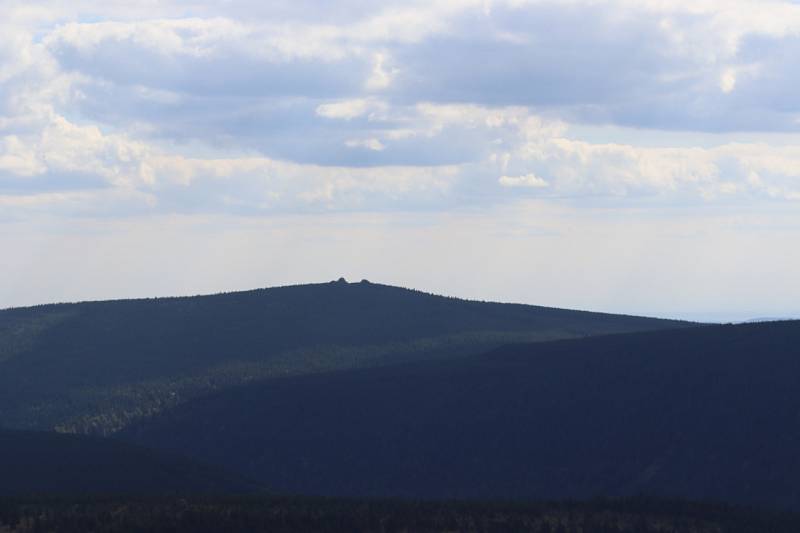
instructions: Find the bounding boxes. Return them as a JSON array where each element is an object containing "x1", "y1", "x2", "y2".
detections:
[{"x1": 2, "y1": 0, "x2": 800, "y2": 320}]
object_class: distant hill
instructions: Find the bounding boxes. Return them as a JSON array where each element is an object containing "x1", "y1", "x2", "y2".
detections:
[
  {"x1": 124, "y1": 320, "x2": 800, "y2": 510},
  {"x1": 0, "y1": 280, "x2": 684, "y2": 434},
  {"x1": 741, "y1": 317, "x2": 798, "y2": 323},
  {"x1": 0, "y1": 430, "x2": 257, "y2": 496}
]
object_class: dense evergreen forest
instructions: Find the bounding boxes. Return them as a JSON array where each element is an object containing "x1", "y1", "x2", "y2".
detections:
[
  {"x1": 1, "y1": 496, "x2": 799, "y2": 533},
  {"x1": 123, "y1": 320, "x2": 800, "y2": 509},
  {"x1": 3, "y1": 282, "x2": 799, "y2": 526},
  {"x1": 0, "y1": 280, "x2": 684, "y2": 435},
  {"x1": 0, "y1": 430, "x2": 257, "y2": 495}
]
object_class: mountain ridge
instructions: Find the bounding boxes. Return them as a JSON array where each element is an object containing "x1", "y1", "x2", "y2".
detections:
[
  {"x1": 0, "y1": 278, "x2": 687, "y2": 322},
  {"x1": 0, "y1": 280, "x2": 687, "y2": 435}
]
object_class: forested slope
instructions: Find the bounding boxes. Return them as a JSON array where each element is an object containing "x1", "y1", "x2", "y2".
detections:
[
  {"x1": 124, "y1": 320, "x2": 800, "y2": 509},
  {"x1": 0, "y1": 430, "x2": 258, "y2": 496},
  {"x1": 0, "y1": 280, "x2": 684, "y2": 434}
]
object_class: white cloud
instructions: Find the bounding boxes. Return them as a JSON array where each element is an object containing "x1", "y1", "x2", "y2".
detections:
[
  {"x1": 498, "y1": 173, "x2": 548, "y2": 188},
  {"x1": 316, "y1": 99, "x2": 374, "y2": 120},
  {"x1": 3, "y1": 97, "x2": 800, "y2": 219},
  {"x1": 0, "y1": 135, "x2": 45, "y2": 176},
  {"x1": 366, "y1": 52, "x2": 394, "y2": 90},
  {"x1": 720, "y1": 69, "x2": 737, "y2": 93},
  {"x1": 345, "y1": 138, "x2": 386, "y2": 151}
]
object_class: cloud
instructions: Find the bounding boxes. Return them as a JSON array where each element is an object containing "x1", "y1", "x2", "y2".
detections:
[
  {"x1": 316, "y1": 99, "x2": 377, "y2": 120},
  {"x1": 3, "y1": 98, "x2": 800, "y2": 220},
  {"x1": 498, "y1": 173, "x2": 548, "y2": 188},
  {"x1": 366, "y1": 52, "x2": 395, "y2": 90},
  {"x1": 0, "y1": 135, "x2": 45, "y2": 176},
  {"x1": 720, "y1": 69, "x2": 737, "y2": 93},
  {"x1": 44, "y1": 19, "x2": 373, "y2": 106},
  {"x1": 2, "y1": 0, "x2": 800, "y2": 222},
  {"x1": 345, "y1": 138, "x2": 386, "y2": 151},
  {"x1": 40, "y1": 1, "x2": 800, "y2": 133}
]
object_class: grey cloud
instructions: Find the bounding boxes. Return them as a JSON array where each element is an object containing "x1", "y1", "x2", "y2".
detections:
[
  {"x1": 190, "y1": 0, "x2": 392, "y2": 25},
  {"x1": 69, "y1": 78, "x2": 492, "y2": 167},
  {"x1": 385, "y1": 4, "x2": 798, "y2": 132},
  {"x1": 391, "y1": 4, "x2": 684, "y2": 106},
  {"x1": 732, "y1": 34, "x2": 800, "y2": 114},
  {"x1": 51, "y1": 39, "x2": 369, "y2": 99},
  {"x1": 44, "y1": 2, "x2": 800, "y2": 144}
]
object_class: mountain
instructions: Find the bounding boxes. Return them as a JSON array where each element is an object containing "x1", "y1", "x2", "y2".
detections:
[
  {"x1": 123, "y1": 320, "x2": 800, "y2": 510},
  {"x1": 0, "y1": 430, "x2": 258, "y2": 496},
  {"x1": 0, "y1": 280, "x2": 684, "y2": 434}
]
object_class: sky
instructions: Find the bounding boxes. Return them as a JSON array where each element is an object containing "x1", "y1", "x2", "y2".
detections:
[{"x1": 1, "y1": 0, "x2": 799, "y2": 321}]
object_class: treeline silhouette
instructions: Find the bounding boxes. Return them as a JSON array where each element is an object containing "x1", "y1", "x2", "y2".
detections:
[
  {"x1": 0, "y1": 280, "x2": 684, "y2": 434},
  {"x1": 2, "y1": 496, "x2": 799, "y2": 533}
]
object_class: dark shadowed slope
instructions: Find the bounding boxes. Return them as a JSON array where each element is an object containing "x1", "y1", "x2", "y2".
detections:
[
  {"x1": 124, "y1": 320, "x2": 800, "y2": 509},
  {"x1": 0, "y1": 430, "x2": 258, "y2": 496},
  {"x1": 0, "y1": 280, "x2": 685, "y2": 434}
]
